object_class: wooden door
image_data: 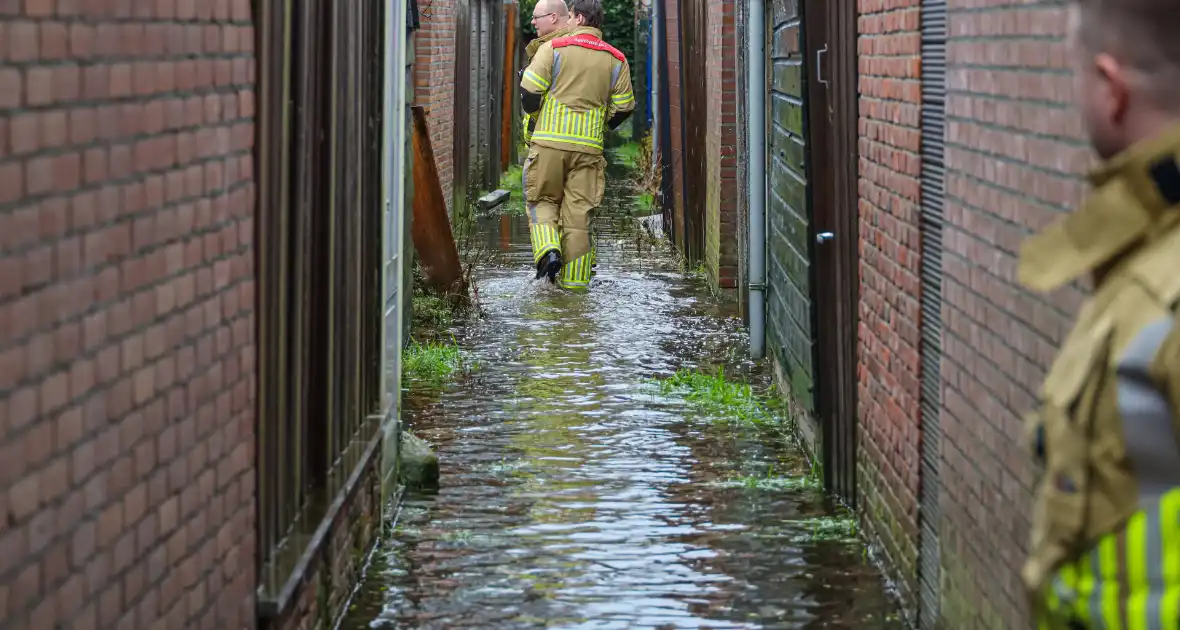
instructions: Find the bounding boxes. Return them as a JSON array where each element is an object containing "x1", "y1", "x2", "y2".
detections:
[{"x1": 804, "y1": 0, "x2": 859, "y2": 505}]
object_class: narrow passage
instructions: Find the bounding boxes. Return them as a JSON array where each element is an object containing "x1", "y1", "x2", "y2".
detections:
[{"x1": 342, "y1": 137, "x2": 904, "y2": 630}]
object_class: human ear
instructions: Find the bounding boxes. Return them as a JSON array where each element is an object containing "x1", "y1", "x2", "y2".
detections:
[{"x1": 1095, "y1": 53, "x2": 1131, "y2": 124}]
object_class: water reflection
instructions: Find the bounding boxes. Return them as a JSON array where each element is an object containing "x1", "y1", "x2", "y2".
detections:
[{"x1": 341, "y1": 149, "x2": 903, "y2": 630}]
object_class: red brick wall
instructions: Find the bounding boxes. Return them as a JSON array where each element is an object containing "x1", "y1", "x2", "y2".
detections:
[
  {"x1": 938, "y1": 3, "x2": 1085, "y2": 626},
  {"x1": 855, "y1": 0, "x2": 923, "y2": 615},
  {"x1": 0, "y1": 2, "x2": 258, "y2": 628},
  {"x1": 704, "y1": 0, "x2": 739, "y2": 291},
  {"x1": 415, "y1": 1, "x2": 458, "y2": 210}
]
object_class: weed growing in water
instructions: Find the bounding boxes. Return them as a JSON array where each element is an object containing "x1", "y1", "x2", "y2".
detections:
[
  {"x1": 793, "y1": 515, "x2": 858, "y2": 543},
  {"x1": 717, "y1": 463, "x2": 823, "y2": 492},
  {"x1": 412, "y1": 288, "x2": 454, "y2": 331},
  {"x1": 610, "y1": 141, "x2": 643, "y2": 169},
  {"x1": 402, "y1": 339, "x2": 471, "y2": 389},
  {"x1": 657, "y1": 367, "x2": 783, "y2": 426}
]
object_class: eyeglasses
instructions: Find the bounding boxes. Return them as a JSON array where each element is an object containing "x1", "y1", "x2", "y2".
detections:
[{"x1": 531, "y1": 12, "x2": 556, "y2": 21}]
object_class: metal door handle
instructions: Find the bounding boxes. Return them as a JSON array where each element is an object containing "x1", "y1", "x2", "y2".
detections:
[
  {"x1": 816, "y1": 44, "x2": 828, "y2": 86},
  {"x1": 816, "y1": 231, "x2": 834, "y2": 244}
]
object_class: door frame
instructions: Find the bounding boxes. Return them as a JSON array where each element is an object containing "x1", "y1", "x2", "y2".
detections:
[{"x1": 803, "y1": 0, "x2": 860, "y2": 506}]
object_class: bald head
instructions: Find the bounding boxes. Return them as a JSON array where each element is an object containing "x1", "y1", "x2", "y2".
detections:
[
  {"x1": 531, "y1": 0, "x2": 568, "y2": 36},
  {"x1": 1069, "y1": 0, "x2": 1180, "y2": 159}
]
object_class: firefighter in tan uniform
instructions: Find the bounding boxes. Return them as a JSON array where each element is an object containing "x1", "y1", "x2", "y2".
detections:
[
  {"x1": 519, "y1": 0, "x2": 635, "y2": 289},
  {"x1": 1022, "y1": 1, "x2": 1180, "y2": 628},
  {"x1": 520, "y1": 0, "x2": 572, "y2": 146}
]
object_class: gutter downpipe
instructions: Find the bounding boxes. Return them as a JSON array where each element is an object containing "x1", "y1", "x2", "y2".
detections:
[{"x1": 747, "y1": 0, "x2": 766, "y2": 359}]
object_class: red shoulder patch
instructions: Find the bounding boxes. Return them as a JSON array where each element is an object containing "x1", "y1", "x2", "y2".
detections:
[{"x1": 551, "y1": 35, "x2": 626, "y2": 63}]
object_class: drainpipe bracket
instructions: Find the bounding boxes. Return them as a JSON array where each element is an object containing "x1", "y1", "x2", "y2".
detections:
[{"x1": 748, "y1": 282, "x2": 766, "y2": 292}]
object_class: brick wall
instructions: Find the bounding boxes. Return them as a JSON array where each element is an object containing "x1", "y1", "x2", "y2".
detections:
[
  {"x1": 260, "y1": 450, "x2": 382, "y2": 630},
  {"x1": 855, "y1": 0, "x2": 923, "y2": 616},
  {"x1": 704, "y1": 0, "x2": 739, "y2": 293},
  {"x1": 938, "y1": 3, "x2": 1086, "y2": 627},
  {"x1": 0, "y1": 2, "x2": 258, "y2": 628},
  {"x1": 415, "y1": 0, "x2": 457, "y2": 211}
]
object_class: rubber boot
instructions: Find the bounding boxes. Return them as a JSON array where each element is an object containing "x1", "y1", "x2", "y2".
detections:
[{"x1": 535, "y1": 250, "x2": 562, "y2": 283}]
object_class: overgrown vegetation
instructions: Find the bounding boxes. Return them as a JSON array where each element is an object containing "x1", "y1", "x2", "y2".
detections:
[
  {"x1": 796, "y1": 515, "x2": 858, "y2": 542},
  {"x1": 717, "y1": 460, "x2": 822, "y2": 491},
  {"x1": 656, "y1": 367, "x2": 788, "y2": 428},
  {"x1": 402, "y1": 338, "x2": 472, "y2": 389}
]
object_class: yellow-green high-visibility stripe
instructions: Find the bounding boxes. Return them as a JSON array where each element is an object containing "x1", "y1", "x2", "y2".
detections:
[
  {"x1": 558, "y1": 253, "x2": 592, "y2": 291},
  {"x1": 1042, "y1": 486, "x2": 1180, "y2": 630},
  {"x1": 1099, "y1": 534, "x2": 1124, "y2": 630},
  {"x1": 1073, "y1": 552, "x2": 1095, "y2": 624},
  {"x1": 1160, "y1": 490, "x2": 1180, "y2": 629},
  {"x1": 1126, "y1": 510, "x2": 1150, "y2": 630},
  {"x1": 534, "y1": 98, "x2": 608, "y2": 150},
  {"x1": 530, "y1": 224, "x2": 561, "y2": 263},
  {"x1": 523, "y1": 70, "x2": 549, "y2": 91},
  {"x1": 612, "y1": 92, "x2": 634, "y2": 107}
]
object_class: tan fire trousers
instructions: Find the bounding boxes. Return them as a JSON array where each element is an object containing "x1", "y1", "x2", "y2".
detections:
[{"x1": 523, "y1": 144, "x2": 606, "y2": 291}]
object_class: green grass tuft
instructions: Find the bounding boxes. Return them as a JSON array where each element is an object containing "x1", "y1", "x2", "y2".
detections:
[
  {"x1": 611, "y1": 141, "x2": 643, "y2": 169},
  {"x1": 717, "y1": 463, "x2": 823, "y2": 492},
  {"x1": 657, "y1": 368, "x2": 781, "y2": 426},
  {"x1": 412, "y1": 291, "x2": 454, "y2": 331},
  {"x1": 792, "y1": 515, "x2": 858, "y2": 542},
  {"x1": 402, "y1": 339, "x2": 469, "y2": 389}
]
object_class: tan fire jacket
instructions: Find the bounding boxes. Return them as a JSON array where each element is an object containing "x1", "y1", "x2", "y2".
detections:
[
  {"x1": 520, "y1": 26, "x2": 635, "y2": 154},
  {"x1": 1019, "y1": 123, "x2": 1180, "y2": 626}
]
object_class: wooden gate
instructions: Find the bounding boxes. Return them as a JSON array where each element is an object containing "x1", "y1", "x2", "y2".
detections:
[
  {"x1": 678, "y1": 0, "x2": 708, "y2": 262},
  {"x1": 803, "y1": 0, "x2": 859, "y2": 504}
]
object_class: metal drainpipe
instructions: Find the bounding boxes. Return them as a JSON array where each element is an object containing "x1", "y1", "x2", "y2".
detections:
[{"x1": 746, "y1": 0, "x2": 766, "y2": 359}]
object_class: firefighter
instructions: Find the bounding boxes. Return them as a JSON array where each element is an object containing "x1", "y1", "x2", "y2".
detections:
[
  {"x1": 1020, "y1": 0, "x2": 1180, "y2": 627},
  {"x1": 519, "y1": 0, "x2": 635, "y2": 290},
  {"x1": 520, "y1": 0, "x2": 572, "y2": 147}
]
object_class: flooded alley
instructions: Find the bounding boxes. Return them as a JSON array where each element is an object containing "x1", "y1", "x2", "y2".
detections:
[{"x1": 341, "y1": 140, "x2": 904, "y2": 630}]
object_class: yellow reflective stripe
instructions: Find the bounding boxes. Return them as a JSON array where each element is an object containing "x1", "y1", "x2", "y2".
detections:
[
  {"x1": 534, "y1": 98, "x2": 607, "y2": 148},
  {"x1": 1099, "y1": 535, "x2": 1124, "y2": 630},
  {"x1": 531, "y1": 133, "x2": 604, "y2": 149},
  {"x1": 612, "y1": 92, "x2": 634, "y2": 105},
  {"x1": 1057, "y1": 562, "x2": 1079, "y2": 614},
  {"x1": 523, "y1": 70, "x2": 549, "y2": 90},
  {"x1": 530, "y1": 224, "x2": 561, "y2": 263},
  {"x1": 1074, "y1": 552, "x2": 1095, "y2": 624},
  {"x1": 558, "y1": 253, "x2": 592, "y2": 290},
  {"x1": 1161, "y1": 491, "x2": 1180, "y2": 629},
  {"x1": 1127, "y1": 511, "x2": 1150, "y2": 630}
]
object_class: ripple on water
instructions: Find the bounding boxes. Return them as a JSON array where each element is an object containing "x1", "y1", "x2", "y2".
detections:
[{"x1": 341, "y1": 157, "x2": 903, "y2": 629}]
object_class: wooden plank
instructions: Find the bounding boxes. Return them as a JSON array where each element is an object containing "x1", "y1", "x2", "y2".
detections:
[{"x1": 411, "y1": 105, "x2": 467, "y2": 293}]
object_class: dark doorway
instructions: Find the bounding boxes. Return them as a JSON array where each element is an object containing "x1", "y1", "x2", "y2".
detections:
[
  {"x1": 678, "y1": 0, "x2": 708, "y2": 262},
  {"x1": 452, "y1": 0, "x2": 472, "y2": 215},
  {"x1": 803, "y1": 0, "x2": 859, "y2": 506}
]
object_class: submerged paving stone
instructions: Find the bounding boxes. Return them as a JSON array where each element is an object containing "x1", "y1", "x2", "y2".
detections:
[{"x1": 341, "y1": 142, "x2": 904, "y2": 630}]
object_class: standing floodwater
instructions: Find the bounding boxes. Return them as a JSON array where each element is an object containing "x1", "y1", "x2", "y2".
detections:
[{"x1": 341, "y1": 140, "x2": 904, "y2": 629}]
